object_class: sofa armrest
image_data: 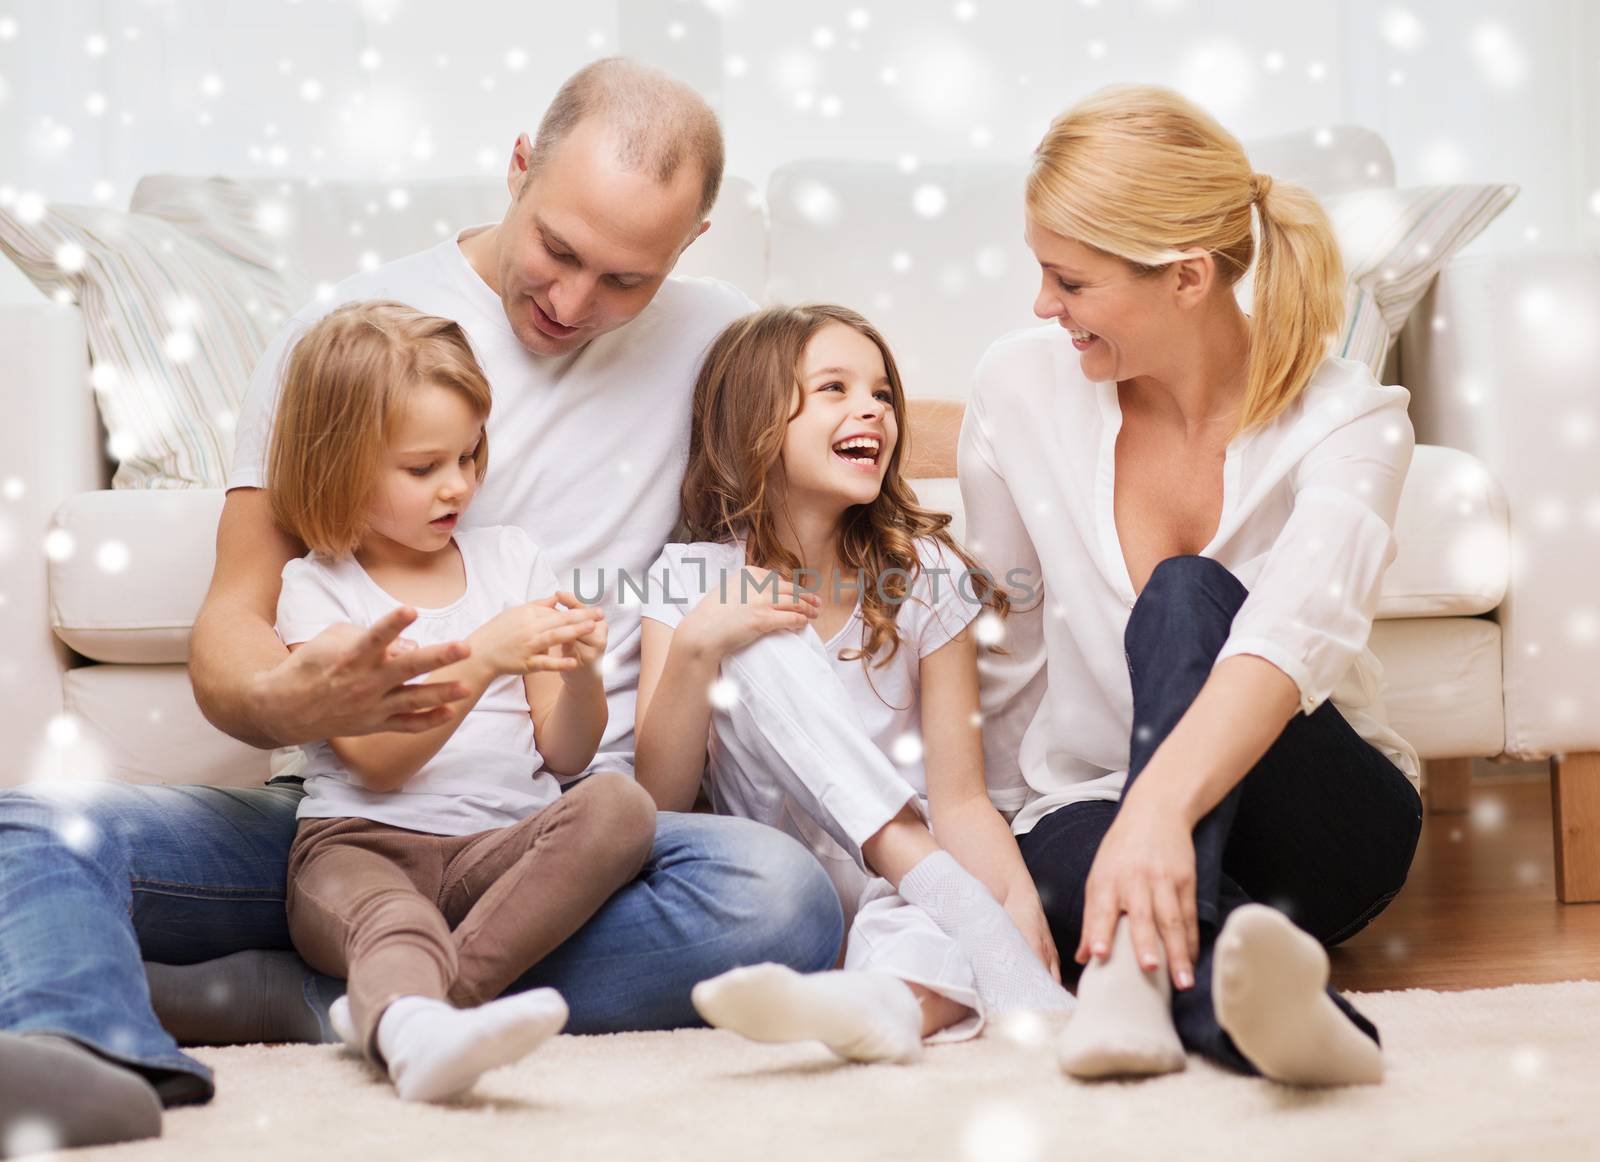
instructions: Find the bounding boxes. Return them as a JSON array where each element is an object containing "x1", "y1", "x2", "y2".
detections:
[
  {"x1": 904, "y1": 398, "x2": 964, "y2": 479},
  {"x1": 0, "y1": 295, "x2": 106, "y2": 780},
  {"x1": 1400, "y1": 252, "x2": 1600, "y2": 760}
]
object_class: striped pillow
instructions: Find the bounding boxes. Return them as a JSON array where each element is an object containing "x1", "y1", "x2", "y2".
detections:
[
  {"x1": 0, "y1": 179, "x2": 304, "y2": 488},
  {"x1": 1328, "y1": 183, "x2": 1517, "y2": 372}
]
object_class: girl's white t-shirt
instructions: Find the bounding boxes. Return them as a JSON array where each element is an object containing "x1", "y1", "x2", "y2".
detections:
[
  {"x1": 958, "y1": 328, "x2": 1423, "y2": 836},
  {"x1": 275, "y1": 525, "x2": 564, "y2": 837},
  {"x1": 639, "y1": 536, "x2": 987, "y2": 799}
]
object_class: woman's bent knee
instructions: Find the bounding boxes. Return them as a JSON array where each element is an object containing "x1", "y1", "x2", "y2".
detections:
[
  {"x1": 1127, "y1": 553, "x2": 1245, "y2": 630},
  {"x1": 1143, "y1": 555, "x2": 1238, "y2": 599}
]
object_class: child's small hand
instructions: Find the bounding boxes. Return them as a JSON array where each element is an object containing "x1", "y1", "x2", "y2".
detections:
[
  {"x1": 550, "y1": 591, "x2": 608, "y2": 679},
  {"x1": 679, "y1": 568, "x2": 821, "y2": 660},
  {"x1": 469, "y1": 599, "x2": 596, "y2": 677}
]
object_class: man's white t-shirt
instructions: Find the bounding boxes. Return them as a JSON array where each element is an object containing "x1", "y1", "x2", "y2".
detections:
[
  {"x1": 276, "y1": 525, "x2": 566, "y2": 836},
  {"x1": 229, "y1": 227, "x2": 756, "y2": 775},
  {"x1": 638, "y1": 537, "x2": 987, "y2": 804}
]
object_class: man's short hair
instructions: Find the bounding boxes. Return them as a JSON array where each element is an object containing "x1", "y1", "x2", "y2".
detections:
[{"x1": 526, "y1": 57, "x2": 725, "y2": 221}]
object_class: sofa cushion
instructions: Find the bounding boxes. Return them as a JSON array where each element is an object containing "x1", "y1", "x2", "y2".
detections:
[
  {"x1": 0, "y1": 179, "x2": 304, "y2": 488},
  {"x1": 57, "y1": 663, "x2": 270, "y2": 787},
  {"x1": 768, "y1": 159, "x2": 1039, "y2": 402},
  {"x1": 1368, "y1": 617, "x2": 1504, "y2": 760},
  {"x1": 1382, "y1": 444, "x2": 1508, "y2": 618},
  {"x1": 50, "y1": 488, "x2": 225, "y2": 663},
  {"x1": 1242, "y1": 126, "x2": 1396, "y2": 196}
]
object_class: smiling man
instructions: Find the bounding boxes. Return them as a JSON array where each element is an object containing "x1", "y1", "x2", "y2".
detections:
[
  {"x1": 471, "y1": 95, "x2": 722, "y2": 356},
  {"x1": 0, "y1": 58, "x2": 843, "y2": 1156}
]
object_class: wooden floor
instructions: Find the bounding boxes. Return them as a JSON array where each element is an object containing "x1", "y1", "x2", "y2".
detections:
[{"x1": 1331, "y1": 766, "x2": 1600, "y2": 992}]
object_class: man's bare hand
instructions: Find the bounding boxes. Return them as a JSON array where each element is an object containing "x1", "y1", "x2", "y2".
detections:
[{"x1": 253, "y1": 606, "x2": 473, "y2": 745}]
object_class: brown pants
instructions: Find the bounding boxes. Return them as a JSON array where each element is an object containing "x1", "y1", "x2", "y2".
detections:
[{"x1": 286, "y1": 771, "x2": 657, "y2": 1056}]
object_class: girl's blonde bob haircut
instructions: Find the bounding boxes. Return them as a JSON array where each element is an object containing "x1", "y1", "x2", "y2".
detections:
[
  {"x1": 1027, "y1": 84, "x2": 1345, "y2": 433},
  {"x1": 267, "y1": 300, "x2": 492, "y2": 557}
]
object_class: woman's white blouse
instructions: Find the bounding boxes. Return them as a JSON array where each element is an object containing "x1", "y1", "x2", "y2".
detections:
[{"x1": 958, "y1": 326, "x2": 1422, "y2": 836}]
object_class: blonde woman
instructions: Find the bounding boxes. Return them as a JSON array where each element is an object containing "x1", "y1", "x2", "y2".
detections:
[{"x1": 960, "y1": 85, "x2": 1423, "y2": 1086}]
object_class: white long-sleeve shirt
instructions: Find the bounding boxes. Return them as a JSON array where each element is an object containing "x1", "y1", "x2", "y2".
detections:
[{"x1": 958, "y1": 326, "x2": 1421, "y2": 836}]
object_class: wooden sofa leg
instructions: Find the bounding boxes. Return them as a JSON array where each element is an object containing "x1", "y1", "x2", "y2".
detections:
[
  {"x1": 1424, "y1": 757, "x2": 1472, "y2": 814},
  {"x1": 1551, "y1": 752, "x2": 1600, "y2": 903}
]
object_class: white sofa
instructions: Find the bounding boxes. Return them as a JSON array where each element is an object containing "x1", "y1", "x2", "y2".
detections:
[{"x1": 5, "y1": 127, "x2": 1597, "y2": 896}]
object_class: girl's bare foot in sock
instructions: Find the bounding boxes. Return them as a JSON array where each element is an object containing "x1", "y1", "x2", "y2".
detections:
[
  {"x1": 1057, "y1": 920, "x2": 1185, "y2": 1079},
  {"x1": 692, "y1": 964, "x2": 924, "y2": 1064},
  {"x1": 376, "y1": 990, "x2": 569, "y2": 1104},
  {"x1": 1214, "y1": 905, "x2": 1383, "y2": 1086},
  {"x1": 0, "y1": 1033, "x2": 161, "y2": 1158}
]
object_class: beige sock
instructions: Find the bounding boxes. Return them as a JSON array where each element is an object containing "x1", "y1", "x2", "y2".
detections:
[
  {"x1": 692, "y1": 964, "x2": 924, "y2": 1064},
  {"x1": 1213, "y1": 904, "x2": 1383, "y2": 1087},
  {"x1": 1056, "y1": 920, "x2": 1185, "y2": 1079}
]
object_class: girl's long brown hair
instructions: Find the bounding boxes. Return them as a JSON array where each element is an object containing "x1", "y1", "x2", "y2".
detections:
[{"x1": 679, "y1": 304, "x2": 1008, "y2": 673}]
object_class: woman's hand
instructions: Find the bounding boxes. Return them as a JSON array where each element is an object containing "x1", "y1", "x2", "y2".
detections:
[
  {"x1": 1076, "y1": 796, "x2": 1200, "y2": 991},
  {"x1": 469, "y1": 597, "x2": 597, "y2": 677},
  {"x1": 1003, "y1": 879, "x2": 1062, "y2": 982},
  {"x1": 677, "y1": 568, "x2": 820, "y2": 661}
]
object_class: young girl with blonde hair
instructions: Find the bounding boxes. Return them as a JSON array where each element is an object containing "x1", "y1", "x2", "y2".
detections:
[
  {"x1": 268, "y1": 300, "x2": 658, "y2": 1102},
  {"x1": 964, "y1": 83, "x2": 1423, "y2": 1086},
  {"x1": 635, "y1": 304, "x2": 1072, "y2": 1064}
]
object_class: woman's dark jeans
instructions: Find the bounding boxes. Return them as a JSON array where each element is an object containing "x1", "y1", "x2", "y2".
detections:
[{"x1": 1016, "y1": 555, "x2": 1423, "y2": 1074}]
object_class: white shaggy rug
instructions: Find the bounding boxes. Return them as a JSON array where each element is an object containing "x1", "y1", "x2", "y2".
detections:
[{"x1": 35, "y1": 981, "x2": 1600, "y2": 1162}]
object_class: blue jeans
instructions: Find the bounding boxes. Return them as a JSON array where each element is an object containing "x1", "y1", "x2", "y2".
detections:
[
  {"x1": 1016, "y1": 556, "x2": 1423, "y2": 1075},
  {"x1": 0, "y1": 781, "x2": 843, "y2": 1104}
]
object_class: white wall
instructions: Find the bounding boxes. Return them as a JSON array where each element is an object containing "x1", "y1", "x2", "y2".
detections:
[
  {"x1": 1338, "y1": 0, "x2": 1600, "y2": 255},
  {"x1": 1, "y1": 0, "x2": 1595, "y2": 256}
]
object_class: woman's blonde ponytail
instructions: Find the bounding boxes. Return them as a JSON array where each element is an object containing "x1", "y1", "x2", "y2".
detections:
[{"x1": 1239, "y1": 177, "x2": 1345, "y2": 432}]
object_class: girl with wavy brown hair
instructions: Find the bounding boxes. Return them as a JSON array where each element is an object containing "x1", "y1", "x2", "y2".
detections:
[{"x1": 633, "y1": 304, "x2": 1072, "y2": 1063}]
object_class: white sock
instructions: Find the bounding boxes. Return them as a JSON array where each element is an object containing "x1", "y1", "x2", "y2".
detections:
[
  {"x1": 897, "y1": 851, "x2": 1075, "y2": 1014},
  {"x1": 328, "y1": 996, "x2": 359, "y2": 1052},
  {"x1": 375, "y1": 990, "x2": 569, "y2": 1103},
  {"x1": 1213, "y1": 904, "x2": 1383, "y2": 1087},
  {"x1": 1056, "y1": 919, "x2": 1185, "y2": 1079},
  {"x1": 692, "y1": 964, "x2": 924, "y2": 1064}
]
